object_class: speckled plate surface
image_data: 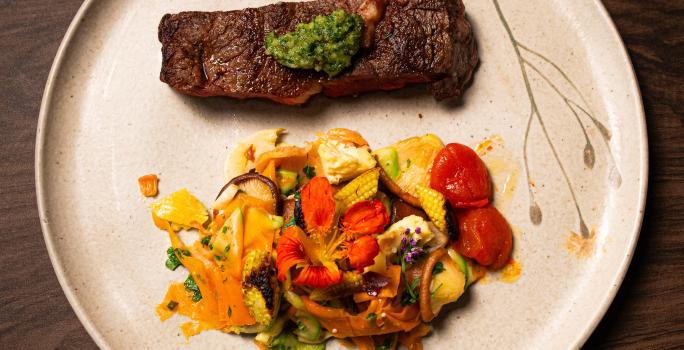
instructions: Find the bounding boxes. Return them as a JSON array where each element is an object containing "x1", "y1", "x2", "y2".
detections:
[{"x1": 36, "y1": 0, "x2": 647, "y2": 349}]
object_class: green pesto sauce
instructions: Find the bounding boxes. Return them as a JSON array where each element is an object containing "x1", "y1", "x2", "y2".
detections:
[{"x1": 264, "y1": 9, "x2": 363, "y2": 77}]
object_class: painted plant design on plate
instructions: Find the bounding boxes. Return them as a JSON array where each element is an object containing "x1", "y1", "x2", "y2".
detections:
[{"x1": 492, "y1": 0, "x2": 622, "y2": 240}]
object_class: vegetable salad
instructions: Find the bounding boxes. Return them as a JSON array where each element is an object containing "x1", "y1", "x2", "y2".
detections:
[{"x1": 148, "y1": 128, "x2": 513, "y2": 349}]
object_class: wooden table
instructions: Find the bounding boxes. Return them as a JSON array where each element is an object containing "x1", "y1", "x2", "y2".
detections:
[{"x1": 0, "y1": 1, "x2": 681, "y2": 348}]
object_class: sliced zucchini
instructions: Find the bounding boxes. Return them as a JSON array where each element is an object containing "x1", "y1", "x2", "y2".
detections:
[
  {"x1": 373, "y1": 146, "x2": 400, "y2": 179},
  {"x1": 284, "y1": 290, "x2": 305, "y2": 310},
  {"x1": 268, "y1": 332, "x2": 325, "y2": 350},
  {"x1": 255, "y1": 315, "x2": 288, "y2": 346},
  {"x1": 293, "y1": 311, "x2": 322, "y2": 343},
  {"x1": 277, "y1": 169, "x2": 299, "y2": 194},
  {"x1": 449, "y1": 248, "x2": 481, "y2": 287}
]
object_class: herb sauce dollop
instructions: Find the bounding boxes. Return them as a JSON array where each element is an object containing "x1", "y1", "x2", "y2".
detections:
[{"x1": 264, "y1": 9, "x2": 364, "y2": 77}]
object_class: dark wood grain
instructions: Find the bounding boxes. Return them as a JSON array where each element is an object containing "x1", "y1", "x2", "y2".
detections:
[
  {"x1": 0, "y1": 0, "x2": 681, "y2": 349},
  {"x1": 584, "y1": 1, "x2": 684, "y2": 349}
]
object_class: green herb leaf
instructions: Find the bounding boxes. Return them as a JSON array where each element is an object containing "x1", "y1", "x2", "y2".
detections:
[
  {"x1": 283, "y1": 215, "x2": 296, "y2": 229},
  {"x1": 406, "y1": 159, "x2": 412, "y2": 168},
  {"x1": 432, "y1": 261, "x2": 445, "y2": 275},
  {"x1": 303, "y1": 164, "x2": 316, "y2": 179},
  {"x1": 184, "y1": 275, "x2": 202, "y2": 302},
  {"x1": 165, "y1": 247, "x2": 181, "y2": 271},
  {"x1": 222, "y1": 226, "x2": 228, "y2": 234},
  {"x1": 200, "y1": 236, "x2": 211, "y2": 246},
  {"x1": 227, "y1": 306, "x2": 232, "y2": 318},
  {"x1": 401, "y1": 277, "x2": 420, "y2": 306},
  {"x1": 376, "y1": 335, "x2": 395, "y2": 350},
  {"x1": 366, "y1": 312, "x2": 377, "y2": 322},
  {"x1": 431, "y1": 283, "x2": 444, "y2": 299},
  {"x1": 166, "y1": 300, "x2": 178, "y2": 311}
]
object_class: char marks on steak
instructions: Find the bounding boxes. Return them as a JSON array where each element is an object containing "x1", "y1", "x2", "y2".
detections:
[{"x1": 158, "y1": 0, "x2": 477, "y2": 105}]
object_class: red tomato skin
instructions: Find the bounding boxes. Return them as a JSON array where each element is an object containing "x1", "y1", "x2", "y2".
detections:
[
  {"x1": 453, "y1": 206, "x2": 512, "y2": 269},
  {"x1": 430, "y1": 143, "x2": 491, "y2": 208}
]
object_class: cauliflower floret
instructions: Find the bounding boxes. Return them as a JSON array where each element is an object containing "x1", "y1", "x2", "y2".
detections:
[
  {"x1": 376, "y1": 215, "x2": 434, "y2": 256},
  {"x1": 364, "y1": 215, "x2": 435, "y2": 274},
  {"x1": 317, "y1": 139, "x2": 376, "y2": 184}
]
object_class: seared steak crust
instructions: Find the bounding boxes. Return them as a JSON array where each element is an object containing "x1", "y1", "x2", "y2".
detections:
[{"x1": 159, "y1": 0, "x2": 477, "y2": 105}]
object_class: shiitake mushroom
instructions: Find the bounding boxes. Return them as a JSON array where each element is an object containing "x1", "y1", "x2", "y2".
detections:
[
  {"x1": 445, "y1": 204, "x2": 459, "y2": 241},
  {"x1": 217, "y1": 173, "x2": 282, "y2": 214},
  {"x1": 390, "y1": 199, "x2": 428, "y2": 224},
  {"x1": 391, "y1": 197, "x2": 459, "y2": 241},
  {"x1": 378, "y1": 167, "x2": 422, "y2": 207}
]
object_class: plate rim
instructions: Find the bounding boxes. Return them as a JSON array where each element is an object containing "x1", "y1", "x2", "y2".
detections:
[
  {"x1": 34, "y1": 1, "x2": 648, "y2": 349},
  {"x1": 35, "y1": 1, "x2": 111, "y2": 348}
]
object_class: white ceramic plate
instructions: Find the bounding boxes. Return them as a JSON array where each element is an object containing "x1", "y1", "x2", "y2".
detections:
[{"x1": 36, "y1": 0, "x2": 647, "y2": 349}]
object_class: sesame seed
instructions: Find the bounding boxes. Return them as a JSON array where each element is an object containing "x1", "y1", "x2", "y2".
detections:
[{"x1": 332, "y1": 328, "x2": 338, "y2": 334}]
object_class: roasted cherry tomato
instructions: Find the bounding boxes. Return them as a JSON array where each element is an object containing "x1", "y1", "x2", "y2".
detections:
[
  {"x1": 453, "y1": 206, "x2": 512, "y2": 269},
  {"x1": 430, "y1": 143, "x2": 491, "y2": 208}
]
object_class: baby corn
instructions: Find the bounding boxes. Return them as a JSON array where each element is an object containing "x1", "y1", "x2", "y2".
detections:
[
  {"x1": 416, "y1": 185, "x2": 447, "y2": 232},
  {"x1": 334, "y1": 168, "x2": 380, "y2": 210}
]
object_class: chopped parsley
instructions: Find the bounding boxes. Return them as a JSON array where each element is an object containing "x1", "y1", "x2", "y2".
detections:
[
  {"x1": 303, "y1": 164, "x2": 316, "y2": 179},
  {"x1": 200, "y1": 236, "x2": 211, "y2": 246},
  {"x1": 222, "y1": 225, "x2": 228, "y2": 234},
  {"x1": 432, "y1": 261, "x2": 445, "y2": 275},
  {"x1": 166, "y1": 300, "x2": 178, "y2": 311},
  {"x1": 184, "y1": 275, "x2": 202, "y2": 302},
  {"x1": 406, "y1": 159, "x2": 412, "y2": 168},
  {"x1": 214, "y1": 245, "x2": 231, "y2": 261},
  {"x1": 227, "y1": 306, "x2": 232, "y2": 318},
  {"x1": 165, "y1": 247, "x2": 181, "y2": 271},
  {"x1": 366, "y1": 312, "x2": 377, "y2": 322}
]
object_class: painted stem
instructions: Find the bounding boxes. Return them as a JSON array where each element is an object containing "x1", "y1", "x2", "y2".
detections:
[
  {"x1": 492, "y1": 0, "x2": 589, "y2": 237},
  {"x1": 518, "y1": 39, "x2": 621, "y2": 186}
]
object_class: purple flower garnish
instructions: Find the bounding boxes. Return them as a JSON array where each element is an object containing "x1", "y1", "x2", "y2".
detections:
[
  {"x1": 405, "y1": 228, "x2": 411, "y2": 234},
  {"x1": 415, "y1": 227, "x2": 422, "y2": 234},
  {"x1": 410, "y1": 238, "x2": 417, "y2": 247}
]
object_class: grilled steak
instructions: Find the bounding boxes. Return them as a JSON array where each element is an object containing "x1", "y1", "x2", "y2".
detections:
[{"x1": 158, "y1": 0, "x2": 477, "y2": 105}]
